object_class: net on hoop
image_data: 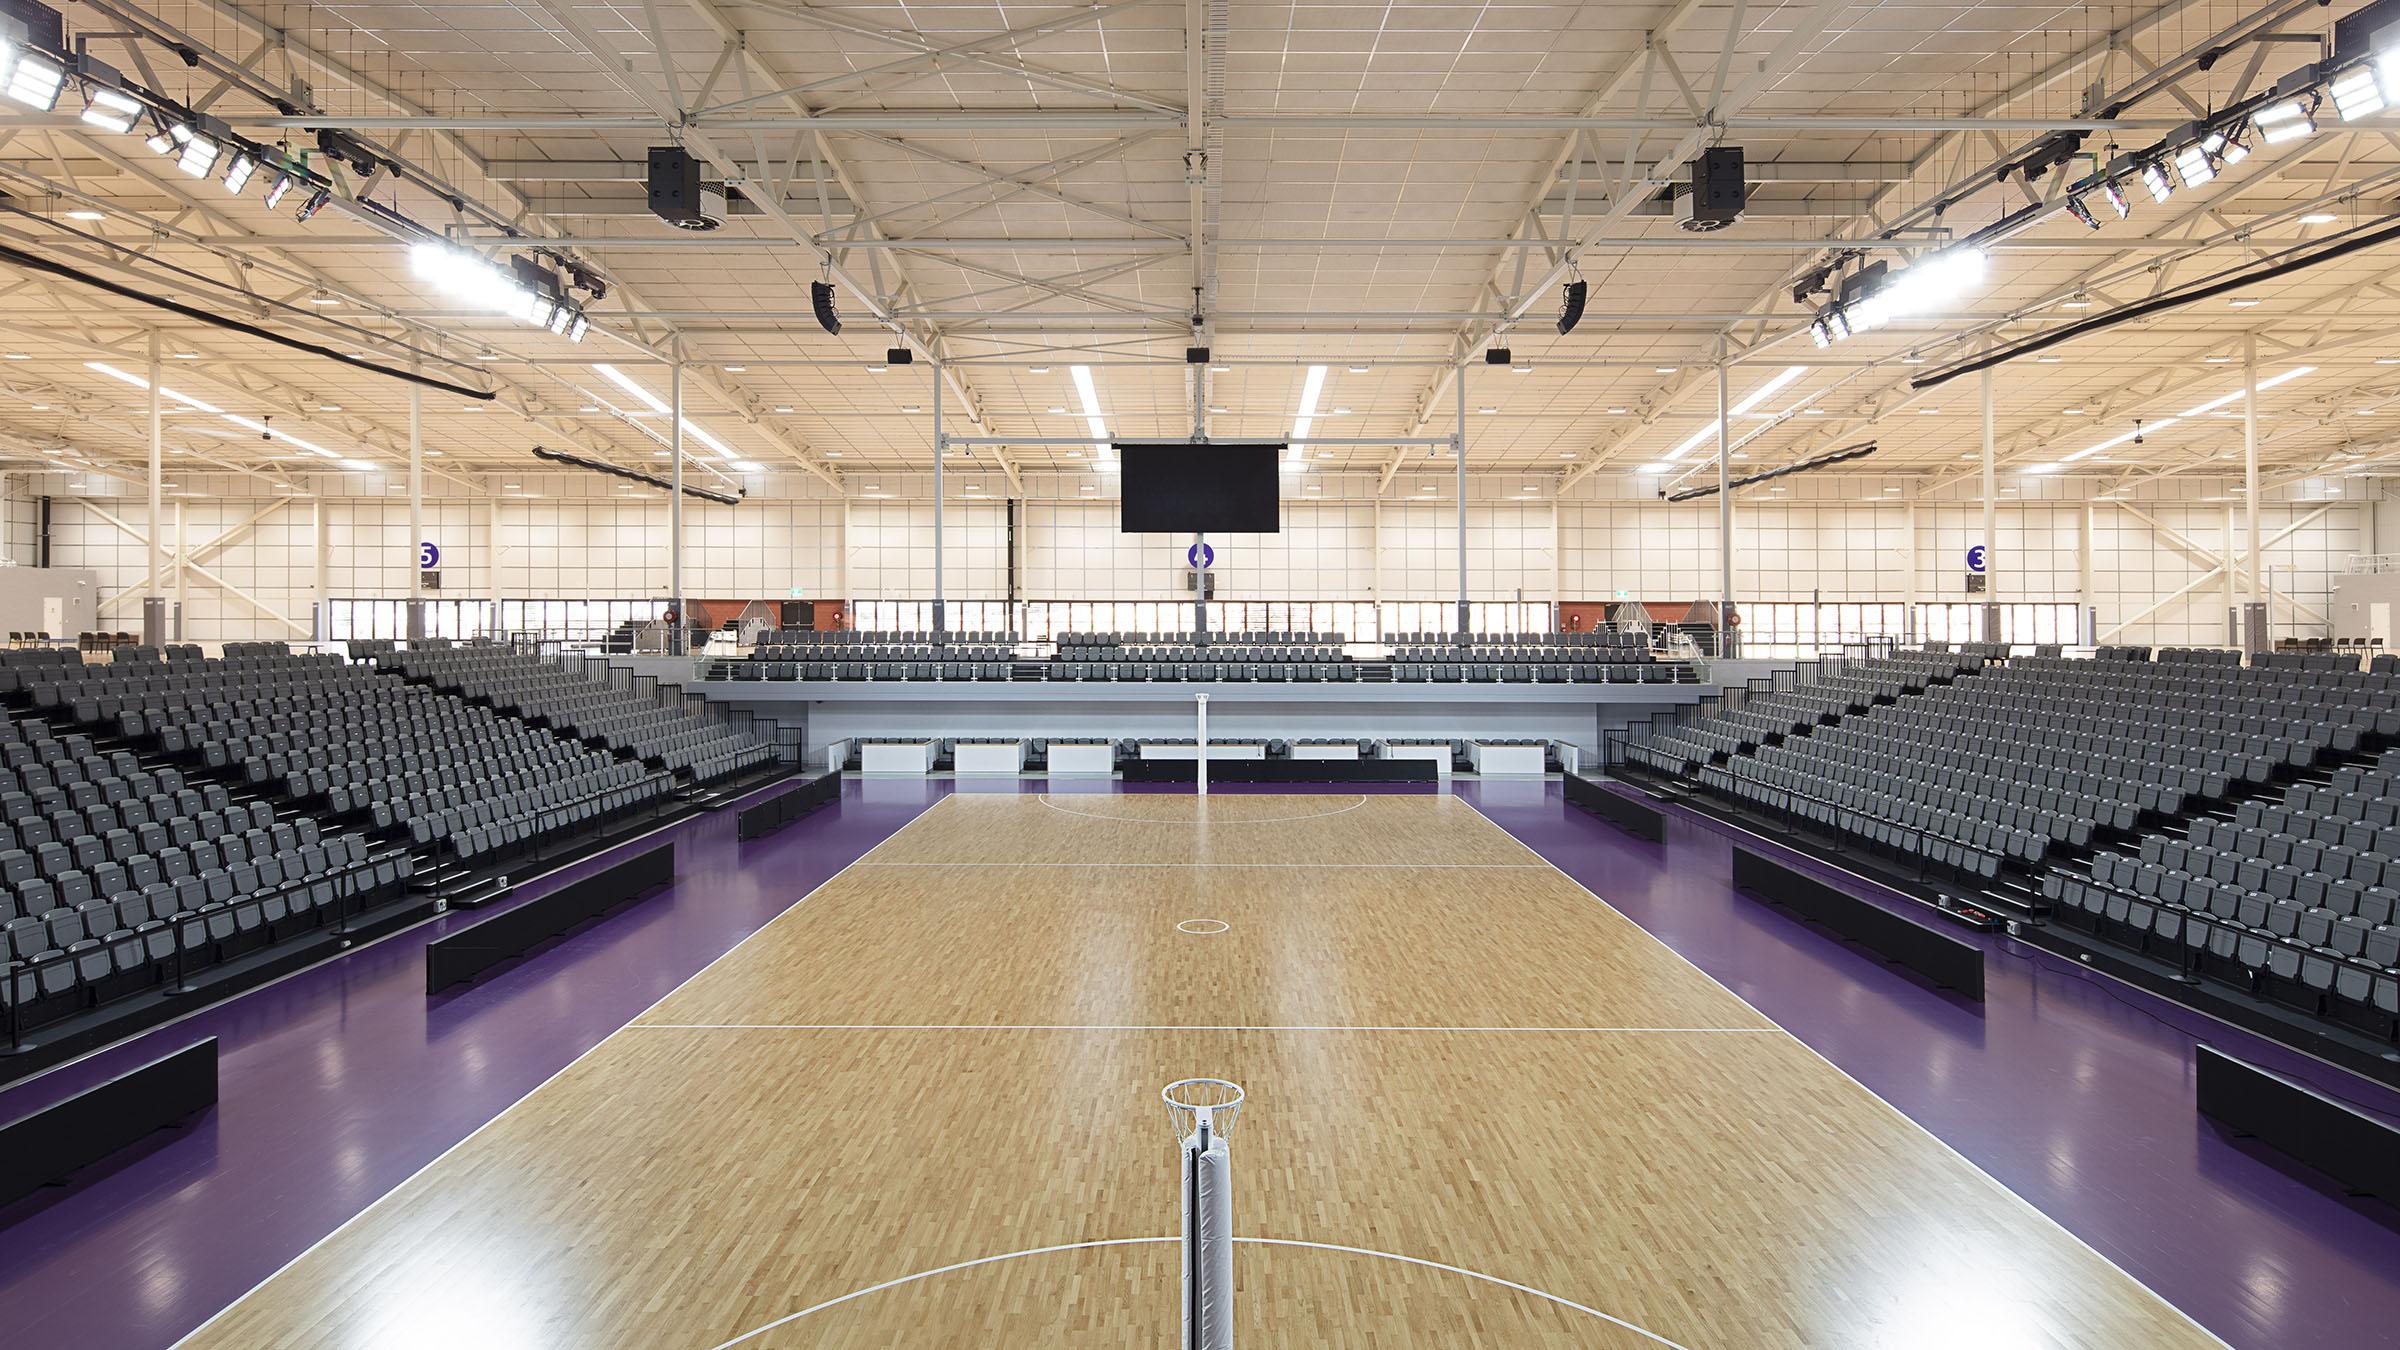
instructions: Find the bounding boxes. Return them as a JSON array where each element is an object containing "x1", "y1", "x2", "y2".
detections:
[{"x1": 1161, "y1": 1078, "x2": 1244, "y2": 1142}]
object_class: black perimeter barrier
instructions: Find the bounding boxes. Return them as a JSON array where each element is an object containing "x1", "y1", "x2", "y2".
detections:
[
  {"x1": 2196, "y1": 1045, "x2": 2400, "y2": 1206},
  {"x1": 1730, "y1": 845, "x2": 1985, "y2": 1000},
  {"x1": 0, "y1": 1038, "x2": 218, "y2": 1208},
  {"x1": 737, "y1": 772, "x2": 841, "y2": 840},
  {"x1": 426, "y1": 842, "x2": 676, "y2": 994},
  {"x1": 1564, "y1": 772, "x2": 1664, "y2": 841},
  {"x1": 1119, "y1": 758, "x2": 1437, "y2": 784}
]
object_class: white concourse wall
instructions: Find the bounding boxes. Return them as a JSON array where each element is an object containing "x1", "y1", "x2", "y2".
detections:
[{"x1": 22, "y1": 468, "x2": 2378, "y2": 648}]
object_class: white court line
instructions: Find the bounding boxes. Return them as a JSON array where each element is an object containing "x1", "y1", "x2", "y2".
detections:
[
  {"x1": 706, "y1": 1234, "x2": 1692, "y2": 1349},
  {"x1": 166, "y1": 791, "x2": 944, "y2": 1350},
  {"x1": 627, "y1": 1023, "x2": 1777, "y2": 1033},
  {"x1": 1036, "y1": 792, "x2": 1369, "y2": 824},
  {"x1": 1459, "y1": 795, "x2": 2239, "y2": 1350}
]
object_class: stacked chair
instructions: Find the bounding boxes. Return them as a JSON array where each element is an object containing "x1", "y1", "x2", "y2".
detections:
[
  {"x1": 1386, "y1": 629, "x2": 1674, "y2": 684},
  {"x1": 1627, "y1": 650, "x2": 1982, "y2": 774},
  {"x1": 0, "y1": 649, "x2": 407, "y2": 1025},
  {"x1": 730, "y1": 636, "x2": 1017, "y2": 683},
  {"x1": 2045, "y1": 742, "x2": 2400, "y2": 1033},
  {"x1": 20, "y1": 643, "x2": 669, "y2": 868},
  {"x1": 1699, "y1": 652, "x2": 2395, "y2": 881},
  {"x1": 385, "y1": 646, "x2": 775, "y2": 784},
  {"x1": 1050, "y1": 632, "x2": 1355, "y2": 683}
]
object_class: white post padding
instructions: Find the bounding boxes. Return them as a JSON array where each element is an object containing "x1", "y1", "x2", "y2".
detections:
[
  {"x1": 1182, "y1": 1125, "x2": 1234, "y2": 1350},
  {"x1": 1195, "y1": 692, "x2": 1210, "y2": 797}
]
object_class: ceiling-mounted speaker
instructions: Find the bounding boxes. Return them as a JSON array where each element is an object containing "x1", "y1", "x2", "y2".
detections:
[
  {"x1": 1186, "y1": 346, "x2": 1211, "y2": 364},
  {"x1": 885, "y1": 347, "x2": 913, "y2": 366},
  {"x1": 1678, "y1": 146, "x2": 1746, "y2": 232},
  {"x1": 647, "y1": 146, "x2": 721, "y2": 229},
  {"x1": 1485, "y1": 347, "x2": 1513, "y2": 366},
  {"x1": 810, "y1": 281, "x2": 841, "y2": 335},
  {"x1": 1556, "y1": 280, "x2": 1588, "y2": 335}
]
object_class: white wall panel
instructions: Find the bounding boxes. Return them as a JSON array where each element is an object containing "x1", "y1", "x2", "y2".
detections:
[{"x1": 30, "y1": 486, "x2": 2375, "y2": 650}]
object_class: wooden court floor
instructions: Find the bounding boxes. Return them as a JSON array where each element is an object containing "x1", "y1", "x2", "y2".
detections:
[{"x1": 179, "y1": 793, "x2": 2227, "y2": 1348}]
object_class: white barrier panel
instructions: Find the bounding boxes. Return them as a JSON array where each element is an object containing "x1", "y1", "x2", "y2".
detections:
[
  {"x1": 952, "y1": 739, "x2": 1026, "y2": 776},
  {"x1": 860, "y1": 740, "x2": 935, "y2": 776},
  {"x1": 1046, "y1": 741, "x2": 1115, "y2": 776},
  {"x1": 1467, "y1": 742, "x2": 1546, "y2": 777}
]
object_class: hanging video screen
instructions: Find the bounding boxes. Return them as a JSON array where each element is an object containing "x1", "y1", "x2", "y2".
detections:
[{"x1": 1117, "y1": 442, "x2": 1284, "y2": 534}]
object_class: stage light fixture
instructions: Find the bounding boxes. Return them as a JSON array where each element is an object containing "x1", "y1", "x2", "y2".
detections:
[
  {"x1": 295, "y1": 187, "x2": 331, "y2": 222},
  {"x1": 80, "y1": 86, "x2": 141, "y2": 133},
  {"x1": 2139, "y1": 160, "x2": 2173, "y2": 203},
  {"x1": 2253, "y1": 95, "x2": 2316, "y2": 143},
  {"x1": 175, "y1": 133, "x2": 220, "y2": 179},
  {"x1": 1825, "y1": 308, "x2": 1851, "y2": 341},
  {"x1": 566, "y1": 312, "x2": 590, "y2": 343},
  {"x1": 262, "y1": 172, "x2": 294, "y2": 209},
  {"x1": 222, "y1": 151, "x2": 256, "y2": 195},
  {"x1": 2332, "y1": 66, "x2": 2387, "y2": 121},
  {"x1": 2172, "y1": 142, "x2": 2215, "y2": 189},
  {"x1": 2064, "y1": 195, "x2": 2102, "y2": 230},
  {"x1": 2213, "y1": 126, "x2": 2250, "y2": 166},
  {"x1": 143, "y1": 119, "x2": 175, "y2": 155},
  {"x1": 810, "y1": 280, "x2": 840, "y2": 335},
  {"x1": 1556, "y1": 279, "x2": 1587, "y2": 335},
  {"x1": 4, "y1": 49, "x2": 64, "y2": 112},
  {"x1": 1809, "y1": 317, "x2": 1832, "y2": 348},
  {"x1": 2099, "y1": 178, "x2": 2131, "y2": 218}
]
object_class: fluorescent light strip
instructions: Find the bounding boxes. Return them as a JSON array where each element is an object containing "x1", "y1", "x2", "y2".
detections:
[
  {"x1": 86, "y1": 361, "x2": 222, "y2": 414},
  {"x1": 591, "y1": 363, "x2": 740, "y2": 461},
  {"x1": 89, "y1": 360, "x2": 339, "y2": 459},
  {"x1": 1662, "y1": 365, "x2": 1807, "y2": 462},
  {"x1": 1288, "y1": 364, "x2": 1327, "y2": 463},
  {"x1": 1070, "y1": 364, "x2": 1109, "y2": 461},
  {"x1": 2055, "y1": 367, "x2": 2314, "y2": 464}
]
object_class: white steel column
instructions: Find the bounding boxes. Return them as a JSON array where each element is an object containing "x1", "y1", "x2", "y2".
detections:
[
  {"x1": 407, "y1": 364, "x2": 424, "y2": 642},
  {"x1": 1455, "y1": 362, "x2": 1468, "y2": 638},
  {"x1": 144, "y1": 330, "x2": 164, "y2": 646},
  {"x1": 313, "y1": 498, "x2": 329, "y2": 642},
  {"x1": 1716, "y1": 349, "x2": 1732, "y2": 656},
  {"x1": 1981, "y1": 366, "x2": 1997, "y2": 645},
  {"x1": 670, "y1": 338, "x2": 686, "y2": 655},
  {"x1": 1192, "y1": 360, "x2": 1207, "y2": 637},
  {"x1": 173, "y1": 501, "x2": 186, "y2": 640},
  {"x1": 933, "y1": 369, "x2": 947, "y2": 637},
  {"x1": 485, "y1": 495, "x2": 503, "y2": 632},
  {"x1": 2080, "y1": 501, "x2": 2098, "y2": 645},
  {"x1": 2245, "y1": 332, "x2": 2263, "y2": 652}
]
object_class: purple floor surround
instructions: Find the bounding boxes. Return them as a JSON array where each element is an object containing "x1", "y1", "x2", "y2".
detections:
[
  {"x1": 0, "y1": 777, "x2": 942, "y2": 1350},
  {"x1": 1, "y1": 774, "x2": 2396, "y2": 1349}
]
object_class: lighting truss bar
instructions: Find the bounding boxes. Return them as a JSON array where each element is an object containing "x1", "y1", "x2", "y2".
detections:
[
  {"x1": 531, "y1": 445, "x2": 741, "y2": 504},
  {"x1": 438, "y1": 235, "x2": 2246, "y2": 253},
  {"x1": 1662, "y1": 442, "x2": 1877, "y2": 502},
  {"x1": 166, "y1": 111, "x2": 2188, "y2": 133}
]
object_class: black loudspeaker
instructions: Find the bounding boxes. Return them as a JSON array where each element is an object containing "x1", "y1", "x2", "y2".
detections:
[
  {"x1": 810, "y1": 281, "x2": 841, "y2": 335},
  {"x1": 647, "y1": 146, "x2": 704, "y2": 222},
  {"x1": 1485, "y1": 347, "x2": 1513, "y2": 365},
  {"x1": 886, "y1": 347, "x2": 913, "y2": 366},
  {"x1": 1556, "y1": 279, "x2": 1588, "y2": 335},
  {"x1": 1186, "y1": 346, "x2": 1211, "y2": 364},
  {"x1": 1692, "y1": 145, "x2": 1746, "y2": 210}
]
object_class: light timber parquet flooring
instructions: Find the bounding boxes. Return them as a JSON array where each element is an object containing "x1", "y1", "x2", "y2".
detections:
[{"x1": 177, "y1": 793, "x2": 2226, "y2": 1350}]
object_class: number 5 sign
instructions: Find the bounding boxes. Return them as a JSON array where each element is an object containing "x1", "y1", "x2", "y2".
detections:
[{"x1": 420, "y1": 541, "x2": 441, "y2": 570}]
